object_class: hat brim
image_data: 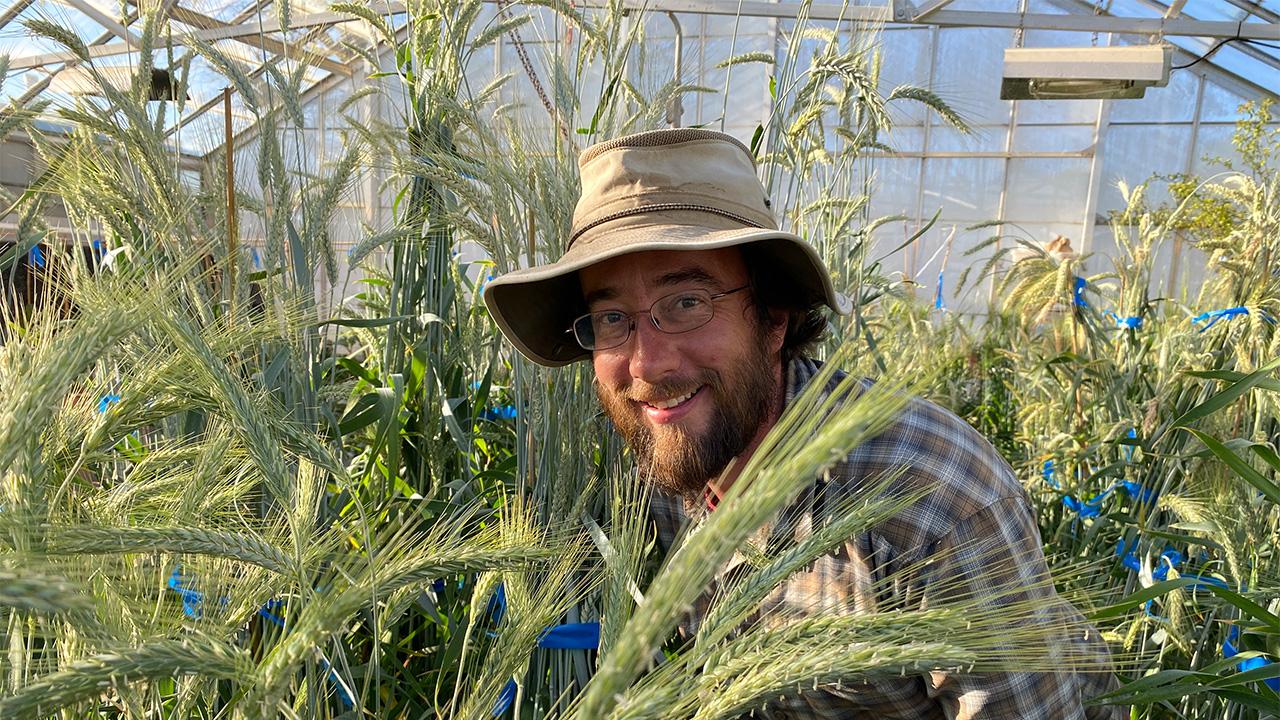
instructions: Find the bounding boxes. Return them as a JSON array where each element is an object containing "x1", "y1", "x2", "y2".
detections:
[{"x1": 483, "y1": 224, "x2": 851, "y2": 367}]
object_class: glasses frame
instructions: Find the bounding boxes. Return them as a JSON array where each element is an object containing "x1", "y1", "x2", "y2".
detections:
[{"x1": 569, "y1": 284, "x2": 751, "y2": 351}]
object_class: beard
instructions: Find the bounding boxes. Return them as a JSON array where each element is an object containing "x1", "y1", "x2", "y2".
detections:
[{"x1": 595, "y1": 335, "x2": 779, "y2": 501}]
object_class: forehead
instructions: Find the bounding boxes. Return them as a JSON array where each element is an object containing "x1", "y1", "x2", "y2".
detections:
[{"x1": 579, "y1": 248, "x2": 748, "y2": 303}]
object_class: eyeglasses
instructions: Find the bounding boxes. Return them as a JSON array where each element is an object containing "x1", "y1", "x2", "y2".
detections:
[{"x1": 570, "y1": 285, "x2": 750, "y2": 351}]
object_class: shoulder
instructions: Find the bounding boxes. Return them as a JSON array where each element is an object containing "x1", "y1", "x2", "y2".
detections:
[{"x1": 789, "y1": 357, "x2": 1029, "y2": 549}]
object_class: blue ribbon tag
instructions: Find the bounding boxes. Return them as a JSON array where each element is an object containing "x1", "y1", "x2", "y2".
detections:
[
  {"x1": 934, "y1": 270, "x2": 945, "y2": 311},
  {"x1": 1105, "y1": 311, "x2": 1142, "y2": 329},
  {"x1": 1223, "y1": 626, "x2": 1280, "y2": 691},
  {"x1": 1073, "y1": 276, "x2": 1088, "y2": 308},
  {"x1": 97, "y1": 394, "x2": 121, "y2": 413},
  {"x1": 492, "y1": 679, "x2": 518, "y2": 717},
  {"x1": 1191, "y1": 307, "x2": 1249, "y2": 332},
  {"x1": 537, "y1": 622, "x2": 601, "y2": 650},
  {"x1": 28, "y1": 246, "x2": 45, "y2": 268}
]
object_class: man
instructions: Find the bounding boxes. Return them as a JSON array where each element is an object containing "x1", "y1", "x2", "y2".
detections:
[{"x1": 483, "y1": 128, "x2": 1119, "y2": 719}]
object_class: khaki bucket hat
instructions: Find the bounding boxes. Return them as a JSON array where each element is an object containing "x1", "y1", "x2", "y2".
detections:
[{"x1": 482, "y1": 128, "x2": 852, "y2": 367}]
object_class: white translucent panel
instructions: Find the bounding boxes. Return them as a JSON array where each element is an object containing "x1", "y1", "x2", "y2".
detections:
[
  {"x1": 878, "y1": 28, "x2": 932, "y2": 126},
  {"x1": 1027, "y1": 0, "x2": 1071, "y2": 12},
  {"x1": 921, "y1": 157, "x2": 1004, "y2": 221},
  {"x1": 928, "y1": 125, "x2": 1008, "y2": 153},
  {"x1": 882, "y1": 125, "x2": 924, "y2": 152},
  {"x1": 1004, "y1": 157, "x2": 1091, "y2": 223},
  {"x1": 1108, "y1": 68, "x2": 1199, "y2": 124},
  {"x1": 1098, "y1": 124, "x2": 1193, "y2": 215},
  {"x1": 1191, "y1": 123, "x2": 1238, "y2": 175},
  {"x1": 0, "y1": 138, "x2": 32, "y2": 187},
  {"x1": 1198, "y1": 79, "x2": 1251, "y2": 122},
  {"x1": 637, "y1": 11, "x2": 700, "y2": 40},
  {"x1": 934, "y1": 28, "x2": 1014, "y2": 126},
  {"x1": 944, "y1": 0, "x2": 1019, "y2": 10},
  {"x1": 1182, "y1": 0, "x2": 1250, "y2": 21},
  {"x1": 630, "y1": 36, "x2": 679, "y2": 94},
  {"x1": 868, "y1": 156, "x2": 920, "y2": 218},
  {"x1": 720, "y1": 64, "x2": 769, "y2": 138},
  {"x1": 704, "y1": 13, "x2": 773, "y2": 38},
  {"x1": 281, "y1": 128, "x2": 319, "y2": 174},
  {"x1": 1012, "y1": 124, "x2": 1095, "y2": 153},
  {"x1": 1015, "y1": 95, "x2": 1104, "y2": 125}
]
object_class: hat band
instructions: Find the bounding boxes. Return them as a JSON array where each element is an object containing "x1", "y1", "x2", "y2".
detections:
[{"x1": 568, "y1": 203, "x2": 763, "y2": 249}]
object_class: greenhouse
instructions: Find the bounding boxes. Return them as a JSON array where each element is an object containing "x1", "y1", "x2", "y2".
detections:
[{"x1": 0, "y1": 0, "x2": 1278, "y2": 717}]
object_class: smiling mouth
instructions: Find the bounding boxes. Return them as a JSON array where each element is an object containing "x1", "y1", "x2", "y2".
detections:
[{"x1": 640, "y1": 386, "x2": 703, "y2": 410}]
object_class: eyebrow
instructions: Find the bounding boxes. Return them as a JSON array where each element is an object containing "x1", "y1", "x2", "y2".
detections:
[{"x1": 583, "y1": 266, "x2": 722, "y2": 307}]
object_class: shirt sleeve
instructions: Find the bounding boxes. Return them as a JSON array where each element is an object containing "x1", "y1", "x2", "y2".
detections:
[{"x1": 916, "y1": 495, "x2": 1123, "y2": 720}]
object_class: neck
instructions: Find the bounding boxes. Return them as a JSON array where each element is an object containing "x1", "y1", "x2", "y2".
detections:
[{"x1": 706, "y1": 359, "x2": 786, "y2": 500}]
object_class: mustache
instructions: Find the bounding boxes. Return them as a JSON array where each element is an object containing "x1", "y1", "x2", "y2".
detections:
[{"x1": 612, "y1": 374, "x2": 718, "y2": 404}]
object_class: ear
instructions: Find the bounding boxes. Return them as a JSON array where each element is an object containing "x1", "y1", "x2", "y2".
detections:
[{"x1": 764, "y1": 308, "x2": 787, "y2": 355}]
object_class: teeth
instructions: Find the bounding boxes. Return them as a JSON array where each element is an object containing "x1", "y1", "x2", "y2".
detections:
[{"x1": 651, "y1": 390, "x2": 695, "y2": 409}]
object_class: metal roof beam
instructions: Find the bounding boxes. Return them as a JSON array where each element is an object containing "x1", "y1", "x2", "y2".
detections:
[
  {"x1": 13, "y1": 0, "x2": 1280, "y2": 71},
  {"x1": 904, "y1": 0, "x2": 957, "y2": 22},
  {"x1": 1221, "y1": 0, "x2": 1279, "y2": 24},
  {"x1": 0, "y1": 0, "x2": 36, "y2": 30},
  {"x1": 164, "y1": 4, "x2": 352, "y2": 75},
  {"x1": 51, "y1": 0, "x2": 143, "y2": 46}
]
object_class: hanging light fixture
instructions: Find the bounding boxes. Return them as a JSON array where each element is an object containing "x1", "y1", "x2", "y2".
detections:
[{"x1": 1000, "y1": 45, "x2": 1172, "y2": 100}]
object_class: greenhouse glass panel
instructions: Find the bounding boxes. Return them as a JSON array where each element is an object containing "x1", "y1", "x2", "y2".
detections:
[
  {"x1": 878, "y1": 28, "x2": 932, "y2": 126},
  {"x1": 1011, "y1": 124, "x2": 1095, "y2": 153},
  {"x1": 1005, "y1": 157, "x2": 1092, "y2": 223},
  {"x1": 1108, "y1": 66, "x2": 1199, "y2": 124},
  {"x1": 927, "y1": 124, "x2": 1009, "y2": 153},
  {"x1": 933, "y1": 27, "x2": 1013, "y2": 126},
  {"x1": 1191, "y1": 123, "x2": 1238, "y2": 174},
  {"x1": 869, "y1": 156, "x2": 921, "y2": 219},
  {"x1": 921, "y1": 156, "x2": 1005, "y2": 222},
  {"x1": 1199, "y1": 79, "x2": 1253, "y2": 122},
  {"x1": 883, "y1": 125, "x2": 924, "y2": 153},
  {"x1": 1098, "y1": 124, "x2": 1194, "y2": 213}
]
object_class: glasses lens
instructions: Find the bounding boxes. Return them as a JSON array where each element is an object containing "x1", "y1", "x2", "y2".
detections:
[
  {"x1": 653, "y1": 290, "x2": 715, "y2": 333},
  {"x1": 574, "y1": 311, "x2": 630, "y2": 350}
]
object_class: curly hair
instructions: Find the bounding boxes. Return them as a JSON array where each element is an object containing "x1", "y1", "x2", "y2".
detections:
[{"x1": 740, "y1": 245, "x2": 828, "y2": 364}]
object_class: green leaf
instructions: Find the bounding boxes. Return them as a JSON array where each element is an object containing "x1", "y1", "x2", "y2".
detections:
[
  {"x1": 1185, "y1": 369, "x2": 1280, "y2": 393},
  {"x1": 1169, "y1": 356, "x2": 1280, "y2": 430},
  {"x1": 1182, "y1": 427, "x2": 1280, "y2": 505}
]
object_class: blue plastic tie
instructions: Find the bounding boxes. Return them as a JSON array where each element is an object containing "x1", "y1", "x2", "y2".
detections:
[
  {"x1": 1073, "y1": 276, "x2": 1088, "y2": 308},
  {"x1": 1223, "y1": 626, "x2": 1280, "y2": 691},
  {"x1": 934, "y1": 270, "x2": 945, "y2": 311},
  {"x1": 1191, "y1": 306, "x2": 1248, "y2": 332},
  {"x1": 481, "y1": 406, "x2": 518, "y2": 421},
  {"x1": 91, "y1": 240, "x2": 105, "y2": 258},
  {"x1": 97, "y1": 394, "x2": 121, "y2": 413},
  {"x1": 1105, "y1": 310, "x2": 1142, "y2": 329},
  {"x1": 492, "y1": 679, "x2": 518, "y2": 716},
  {"x1": 537, "y1": 622, "x2": 601, "y2": 650},
  {"x1": 318, "y1": 654, "x2": 356, "y2": 708},
  {"x1": 1042, "y1": 460, "x2": 1059, "y2": 489},
  {"x1": 28, "y1": 246, "x2": 45, "y2": 268}
]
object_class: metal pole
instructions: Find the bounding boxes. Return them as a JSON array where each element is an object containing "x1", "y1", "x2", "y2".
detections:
[{"x1": 224, "y1": 87, "x2": 237, "y2": 312}]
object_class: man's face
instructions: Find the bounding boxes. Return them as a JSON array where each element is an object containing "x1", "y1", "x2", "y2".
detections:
[{"x1": 579, "y1": 248, "x2": 785, "y2": 499}]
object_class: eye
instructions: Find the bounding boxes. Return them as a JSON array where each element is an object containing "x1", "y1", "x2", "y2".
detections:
[
  {"x1": 673, "y1": 294, "x2": 706, "y2": 311},
  {"x1": 596, "y1": 310, "x2": 628, "y2": 326}
]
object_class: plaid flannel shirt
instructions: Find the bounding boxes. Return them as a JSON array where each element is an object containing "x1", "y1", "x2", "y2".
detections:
[{"x1": 649, "y1": 357, "x2": 1122, "y2": 720}]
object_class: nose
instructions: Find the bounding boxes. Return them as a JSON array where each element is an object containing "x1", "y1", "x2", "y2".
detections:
[{"x1": 627, "y1": 314, "x2": 681, "y2": 383}]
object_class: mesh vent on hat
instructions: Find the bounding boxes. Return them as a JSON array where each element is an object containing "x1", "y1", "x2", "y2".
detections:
[{"x1": 578, "y1": 128, "x2": 755, "y2": 166}]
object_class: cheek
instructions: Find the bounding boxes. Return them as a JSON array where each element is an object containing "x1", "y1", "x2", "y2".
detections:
[{"x1": 592, "y1": 352, "x2": 629, "y2": 388}]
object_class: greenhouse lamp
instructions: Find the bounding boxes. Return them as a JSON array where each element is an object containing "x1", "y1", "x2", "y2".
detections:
[{"x1": 1000, "y1": 45, "x2": 1172, "y2": 100}]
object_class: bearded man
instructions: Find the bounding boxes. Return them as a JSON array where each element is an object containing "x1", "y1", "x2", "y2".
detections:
[{"x1": 483, "y1": 129, "x2": 1120, "y2": 719}]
